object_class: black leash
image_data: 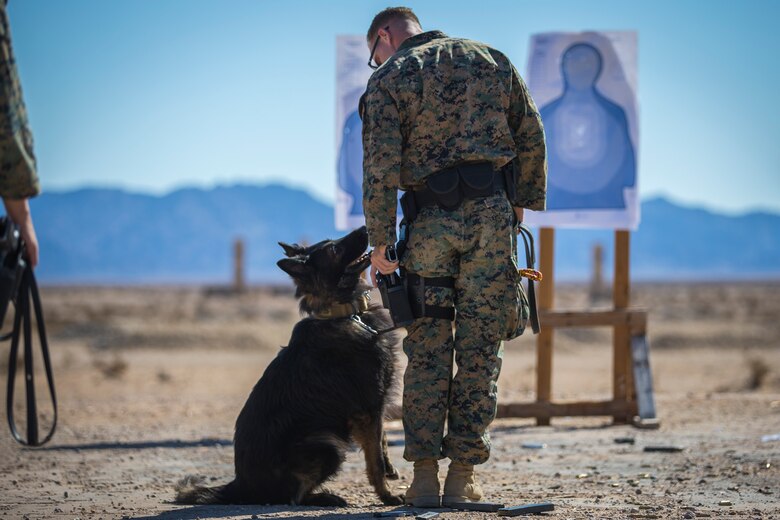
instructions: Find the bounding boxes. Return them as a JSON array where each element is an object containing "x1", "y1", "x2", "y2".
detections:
[
  {"x1": 517, "y1": 223, "x2": 541, "y2": 335},
  {"x1": 5, "y1": 265, "x2": 57, "y2": 446}
]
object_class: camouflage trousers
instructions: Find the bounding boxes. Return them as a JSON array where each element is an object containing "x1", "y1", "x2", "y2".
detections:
[{"x1": 400, "y1": 191, "x2": 528, "y2": 465}]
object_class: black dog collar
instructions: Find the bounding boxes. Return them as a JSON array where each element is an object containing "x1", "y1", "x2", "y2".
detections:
[{"x1": 312, "y1": 292, "x2": 371, "y2": 320}]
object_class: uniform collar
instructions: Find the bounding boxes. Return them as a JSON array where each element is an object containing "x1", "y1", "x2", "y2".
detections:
[{"x1": 397, "y1": 30, "x2": 448, "y2": 53}]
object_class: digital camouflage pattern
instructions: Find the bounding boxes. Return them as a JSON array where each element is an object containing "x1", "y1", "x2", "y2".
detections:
[
  {"x1": 361, "y1": 30, "x2": 546, "y2": 246},
  {"x1": 361, "y1": 28, "x2": 543, "y2": 465},
  {"x1": 0, "y1": 1, "x2": 39, "y2": 200},
  {"x1": 400, "y1": 193, "x2": 529, "y2": 464}
]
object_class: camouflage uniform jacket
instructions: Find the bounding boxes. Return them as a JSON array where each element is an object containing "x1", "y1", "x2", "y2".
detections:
[
  {"x1": 361, "y1": 30, "x2": 546, "y2": 246},
  {"x1": 0, "y1": 1, "x2": 39, "y2": 200}
]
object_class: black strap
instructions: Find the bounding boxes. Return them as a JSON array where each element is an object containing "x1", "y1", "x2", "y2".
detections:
[
  {"x1": 517, "y1": 224, "x2": 540, "y2": 334},
  {"x1": 421, "y1": 305, "x2": 455, "y2": 320},
  {"x1": 418, "y1": 276, "x2": 454, "y2": 288},
  {"x1": 6, "y1": 266, "x2": 57, "y2": 446},
  {"x1": 406, "y1": 272, "x2": 456, "y2": 321}
]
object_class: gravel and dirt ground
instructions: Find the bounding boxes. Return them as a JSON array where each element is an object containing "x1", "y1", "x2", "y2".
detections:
[{"x1": 1, "y1": 283, "x2": 778, "y2": 519}]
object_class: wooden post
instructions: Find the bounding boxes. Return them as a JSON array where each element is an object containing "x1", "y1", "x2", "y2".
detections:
[
  {"x1": 233, "y1": 238, "x2": 246, "y2": 292},
  {"x1": 536, "y1": 227, "x2": 555, "y2": 426},
  {"x1": 589, "y1": 243, "x2": 605, "y2": 302},
  {"x1": 612, "y1": 230, "x2": 631, "y2": 423},
  {"x1": 494, "y1": 227, "x2": 652, "y2": 425}
]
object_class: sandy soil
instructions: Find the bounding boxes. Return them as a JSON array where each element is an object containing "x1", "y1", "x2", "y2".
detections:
[{"x1": 0, "y1": 283, "x2": 778, "y2": 519}]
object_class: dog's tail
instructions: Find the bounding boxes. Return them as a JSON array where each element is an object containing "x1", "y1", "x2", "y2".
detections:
[{"x1": 174, "y1": 476, "x2": 243, "y2": 505}]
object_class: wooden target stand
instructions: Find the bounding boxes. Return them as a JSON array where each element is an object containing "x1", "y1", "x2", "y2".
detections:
[{"x1": 498, "y1": 228, "x2": 657, "y2": 426}]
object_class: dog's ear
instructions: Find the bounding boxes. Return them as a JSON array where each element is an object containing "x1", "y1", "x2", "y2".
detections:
[
  {"x1": 277, "y1": 257, "x2": 309, "y2": 279},
  {"x1": 278, "y1": 242, "x2": 305, "y2": 258}
]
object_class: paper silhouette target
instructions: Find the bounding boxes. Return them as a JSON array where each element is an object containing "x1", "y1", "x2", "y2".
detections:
[
  {"x1": 334, "y1": 36, "x2": 404, "y2": 230},
  {"x1": 335, "y1": 36, "x2": 373, "y2": 231},
  {"x1": 525, "y1": 32, "x2": 639, "y2": 230}
]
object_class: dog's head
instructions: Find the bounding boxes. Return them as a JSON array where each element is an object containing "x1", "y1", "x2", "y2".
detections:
[{"x1": 277, "y1": 226, "x2": 372, "y2": 314}]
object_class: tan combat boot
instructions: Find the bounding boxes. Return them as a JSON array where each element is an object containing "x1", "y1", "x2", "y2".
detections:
[
  {"x1": 404, "y1": 459, "x2": 441, "y2": 507},
  {"x1": 442, "y1": 461, "x2": 484, "y2": 506}
]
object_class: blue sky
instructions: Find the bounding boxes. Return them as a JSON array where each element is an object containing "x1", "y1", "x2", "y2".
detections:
[{"x1": 8, "y1": 0, "x2": 780, "y2": 214}]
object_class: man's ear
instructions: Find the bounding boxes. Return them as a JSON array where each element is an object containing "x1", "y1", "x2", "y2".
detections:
[
  {"x1": 277, "y1": 257, "x2": 309, "y2": 279},
  {"x1": 278, "y1": 242, "x2": 304, "y2": 258}
]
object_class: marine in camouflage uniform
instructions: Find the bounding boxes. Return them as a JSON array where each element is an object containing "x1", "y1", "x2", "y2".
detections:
[
  {"x1": 361, "y1": 29, "x2": 546, "y2": 466},
  {"x1": 0, "y1": 0, "x2": 39, "y2": 200}
]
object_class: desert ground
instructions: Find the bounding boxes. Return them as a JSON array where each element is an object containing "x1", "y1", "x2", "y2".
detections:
[{"x1": 1, "y1": 282, "x2": 778, "y2": 519}]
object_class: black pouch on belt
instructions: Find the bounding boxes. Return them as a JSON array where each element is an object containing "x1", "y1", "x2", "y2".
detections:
[
  {"x1": 459, "y1": 162, "x2": 496, "y2": 198},
  {"x1": 425, "y1": 167, "x2": 461, "y2": 211}
]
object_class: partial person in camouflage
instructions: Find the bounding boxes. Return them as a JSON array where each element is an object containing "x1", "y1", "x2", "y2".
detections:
[
  {"x1": 361, "y1": 7, "x2": 546, "y2": 508},
  {"x1": 0, "y1": 0, "x2": 39, "y2": 266}
]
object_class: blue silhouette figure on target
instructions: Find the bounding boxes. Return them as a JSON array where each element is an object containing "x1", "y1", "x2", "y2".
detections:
[
  {"x1": 337, "y1": 109, "x2": 364, "y2": 216},
  {"x1": 337, "y1": 103, "x2": 403, "y2": 219},
  {"x1": 540, "y1": 42, "x2": 636, "y2": 210}
]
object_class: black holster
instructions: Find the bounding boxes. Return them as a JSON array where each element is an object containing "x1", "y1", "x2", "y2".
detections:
[
  {"x1": 0, "y1": 218, "x2": 24, "y2": 329},
  {"x1": 377, "y1": 276, "x2": 415, "y2": 329}
]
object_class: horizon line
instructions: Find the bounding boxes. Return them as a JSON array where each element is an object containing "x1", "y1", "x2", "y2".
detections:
[{"x1": 34, "y1": 181, "x2": 780, "y2": 218}]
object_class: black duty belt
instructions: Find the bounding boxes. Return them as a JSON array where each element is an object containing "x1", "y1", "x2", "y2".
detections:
[{"x1": 400, "y1": 161, "x2": 509, "y2": 222}]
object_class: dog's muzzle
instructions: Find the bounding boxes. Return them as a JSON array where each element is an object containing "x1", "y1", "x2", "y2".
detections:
[{"x1": 345, "y1": 252, "x2": 371, "y2": 274}]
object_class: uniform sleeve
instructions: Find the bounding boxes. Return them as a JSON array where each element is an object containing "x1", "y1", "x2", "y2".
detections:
[
  {"x1": 507, "y1": 65, "x2": 546, "y2": 211},
  {"x1": 361, "y1": 81, "x2": 401, "y2": 247},
  {"x1": 0, "y1": 4, "x2": 40, "y2": 200}
]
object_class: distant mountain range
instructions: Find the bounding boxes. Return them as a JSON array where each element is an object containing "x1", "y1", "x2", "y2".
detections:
[{"x1": 29, "y1": 184, "x2": 780, "y2": 283}]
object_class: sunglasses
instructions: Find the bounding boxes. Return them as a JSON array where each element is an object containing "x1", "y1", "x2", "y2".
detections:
[{"x1": 368, "y1": 25, "x2": 390, "y2": 69}]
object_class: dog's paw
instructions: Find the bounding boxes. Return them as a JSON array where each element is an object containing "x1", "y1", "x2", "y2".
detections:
[
  {"x1": 303, "y1": 491, "x2": 348, "y2": 507},
  {"x1": 380, "y1": 493, "x2": 405, "y2": 506},
  {"x1": 331, "y1": 496, "x2": 349, "y2": 508},
  {"x1": 385, "y1": 466, "x2": 400, "y2": 480}
]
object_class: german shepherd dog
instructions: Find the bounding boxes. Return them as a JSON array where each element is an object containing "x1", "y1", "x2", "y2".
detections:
[{"x1": 175, "y1": 226, "x2": 404, "y2": 507}]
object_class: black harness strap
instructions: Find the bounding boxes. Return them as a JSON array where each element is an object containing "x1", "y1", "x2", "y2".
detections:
[
  {"x1": 416, "y1": 305, "x2": 454, "y2": 321},
  {"x1": 6, "y1": 265, "x2": 57, "y2": 446},
  {"x1": 517, "y1": 224, "x2": 541, "y2": 334},
  {"x1": 411, "y1": 275, "x2": 454, "y2": 288},
  {"x1": 406, "y1": 273, "x2": 456, "y2": 321}
]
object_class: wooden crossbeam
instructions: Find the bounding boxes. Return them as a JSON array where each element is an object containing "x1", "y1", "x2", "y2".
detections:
[
  {"x1": 497, "y1": 399, "x2": 633, "y2": 419},
  {"x1": 519, "y1": 229, "x2": 654, "y2": 427},
  {"x1": 539, "y1": 309, "x2": 647, "y2": 334}
]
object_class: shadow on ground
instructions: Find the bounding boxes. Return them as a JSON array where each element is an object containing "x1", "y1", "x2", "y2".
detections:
[
  {"x1": 132, "y1": 505, "x2": 408, "y2": 520},
  {"x1": 37, "y1": 438, "x2": 233, "y2": 451}
]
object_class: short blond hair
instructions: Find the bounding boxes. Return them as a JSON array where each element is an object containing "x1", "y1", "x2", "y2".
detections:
[{"x1": 367, "y1": 7, "x2": 421, "y2": 42}]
